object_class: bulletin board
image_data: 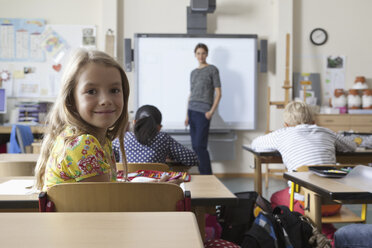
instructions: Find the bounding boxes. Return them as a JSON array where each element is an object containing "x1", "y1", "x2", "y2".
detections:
[{"x1": 0, "y1": 18, "x2": 96, "y2": 99}]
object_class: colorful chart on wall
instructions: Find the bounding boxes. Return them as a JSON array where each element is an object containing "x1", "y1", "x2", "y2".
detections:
[
  {"x1": 0, "y1": 20, "x2": 96, "y2": 99},
  {"x1": 0, "y1": 18, "x2": 46, "y2": 62}
]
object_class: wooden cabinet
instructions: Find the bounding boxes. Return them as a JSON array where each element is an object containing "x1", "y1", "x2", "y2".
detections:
[{"x1": 315, "y1": 114, "x2": 372, "y2": 132}]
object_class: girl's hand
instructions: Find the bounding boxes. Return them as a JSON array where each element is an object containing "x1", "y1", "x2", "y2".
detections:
[
  {"x1": 166, "y1": 178, "x2": 184, "y2": 185},
  {"x1": 205, "y1": 111, "x2": 213, "y2": 120},
  {"x1": 157, "y1": 174, "x2": 184, "y2": 186}
]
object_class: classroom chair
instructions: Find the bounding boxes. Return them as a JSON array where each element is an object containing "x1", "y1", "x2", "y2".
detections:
[
  {"x1": 9, "y1": 125, "x2": 34, "y2": 153},
  {"x1": 117, "y1": 162, "x2": 170, "y2": 173},
  {"x1": 265, "y1": 163, "x2": 287, "y2": 188},
  {"x1": 31, "y1": 142, "x2": 41, "y2": 154},
  {"x1": 40, "y1": 182, "x2": 190, "y2": 212},
  {"x1": 0, "y1": 161, "x2": 35, "y2": 176}
]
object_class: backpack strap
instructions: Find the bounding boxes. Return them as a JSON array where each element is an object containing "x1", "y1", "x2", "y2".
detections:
[
  {"x1": 38, "y1": 192, "x2": 55, "y2": 212},
  {"x1": 176, "y1": 190, "x2": 191, "y2": 211}
]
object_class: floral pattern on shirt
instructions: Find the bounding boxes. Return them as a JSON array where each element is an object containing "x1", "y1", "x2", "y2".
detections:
[{"x1": 43, "y1": 127, "x2": 116, "y2": 191}]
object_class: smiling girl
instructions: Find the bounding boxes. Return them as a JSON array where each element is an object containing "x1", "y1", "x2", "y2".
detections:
[{"x1": 34, "y1": 49, "x2": 130, "y2": 191}]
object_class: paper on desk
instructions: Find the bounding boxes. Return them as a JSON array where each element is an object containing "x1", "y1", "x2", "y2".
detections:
[
  {"x1": 338, "y1": 165, "x2": 372, "y2": 193},
  {"x1": 254, "y1": 148, "x2": 277, "y2": 152},
  {"x1": 130, "y1": 177, "x2": 157, "y2": 182},
  {"x1": 0, "y1": 179, "x2": 36, "y2": 195},
  {"x1": 180, "y1": 182, "x2": 185, "y2": 192}
]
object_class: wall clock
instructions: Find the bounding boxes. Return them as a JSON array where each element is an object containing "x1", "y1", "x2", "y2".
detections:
[{"x1": 310, "y1": 28, "x2": 328, "y2": 46}]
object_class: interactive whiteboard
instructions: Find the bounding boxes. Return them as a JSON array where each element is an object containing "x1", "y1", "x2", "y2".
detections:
[{"x1": 134, "y1": 34, "x2": 257, "y2": 130}]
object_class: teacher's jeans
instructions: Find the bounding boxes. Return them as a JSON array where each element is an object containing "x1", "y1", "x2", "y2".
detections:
[{"x1": 188, "y1": 109, "x2": 212, "y2": 175}]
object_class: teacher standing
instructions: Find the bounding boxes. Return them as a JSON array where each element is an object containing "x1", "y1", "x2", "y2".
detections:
[{"x1": 185, "y1": 43, "x2": 222, "y2": 175}]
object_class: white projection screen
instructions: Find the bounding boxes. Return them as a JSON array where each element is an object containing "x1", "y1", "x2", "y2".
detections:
[{"x1": 134, "y1": 34, "x2": 258, "y2": 130}]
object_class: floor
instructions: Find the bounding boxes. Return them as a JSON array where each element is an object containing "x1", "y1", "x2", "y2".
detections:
[{"x1": 218, "y1": 176, "x2": 372, "y2": 227}]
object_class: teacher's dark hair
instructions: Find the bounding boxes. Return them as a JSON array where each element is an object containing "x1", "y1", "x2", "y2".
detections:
[
  {"x1": 134, "y1": 105, "x2": 162, "y2": 145},
  {"x1": 194, "y1": 43, "x2": 208, "y2": 54}
]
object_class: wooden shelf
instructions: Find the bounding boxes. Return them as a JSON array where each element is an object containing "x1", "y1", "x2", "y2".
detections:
[
  {"x1": 322, "y1": 206, "x2": 365, "y2": 224},
  {"x1": 315, "y1": 114, "x2": 372, "y2": 133}
]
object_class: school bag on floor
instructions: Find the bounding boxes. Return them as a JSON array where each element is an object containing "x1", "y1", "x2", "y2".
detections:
[
  {"x1": 217, "y1": 191, "x2": 258, "y2": 245},
  {"x1": 242, "y1": 205, "x2": 331, "y2": 248}
]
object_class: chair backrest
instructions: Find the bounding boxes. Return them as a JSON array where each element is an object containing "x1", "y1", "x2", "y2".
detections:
[
  {"x1": 9, "y1": 125, "x2": 34, "y2": 153},
  {"x1": 0, "y1": 161, "x2": 35, "y2": 176},
  {"x1": 46, "y1": 182, "x2": 185, "y2": 212},
  {"x1": 31, "y1": 142, "x2": 41, "y2": 154},
  {"x1": 117, "y1": 162, "x2": 170, "y2": 173}
]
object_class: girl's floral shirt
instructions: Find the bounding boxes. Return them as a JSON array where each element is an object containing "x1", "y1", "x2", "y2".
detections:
[{"x1": 43, "y1": 127, "x2": 116, "y2": 191}]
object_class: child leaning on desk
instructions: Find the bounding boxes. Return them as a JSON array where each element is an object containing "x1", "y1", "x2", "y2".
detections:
[
  {"x1": 251, "y1": 101, "x2": 357, "y2": 217},
  {"x1": 34, "y1": 49, "x2": 175, "y2": 192},
  {"x1": 112, "y1": 105, "x2": 199, "y2": 166}
]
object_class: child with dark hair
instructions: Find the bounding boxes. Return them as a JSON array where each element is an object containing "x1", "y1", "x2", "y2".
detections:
[{"x1": 113, "y1": 105, "x2": 199, "y2": 167}]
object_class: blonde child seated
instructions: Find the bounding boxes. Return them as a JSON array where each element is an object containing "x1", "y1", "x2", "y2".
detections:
[{"x1": 251, "y1": 101, "x2": 356, "y2": 217}]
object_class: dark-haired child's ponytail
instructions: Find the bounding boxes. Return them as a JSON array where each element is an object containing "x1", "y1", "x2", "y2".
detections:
[{"x1": 134, "y1": 116, "x2": 158, "y2": 145}]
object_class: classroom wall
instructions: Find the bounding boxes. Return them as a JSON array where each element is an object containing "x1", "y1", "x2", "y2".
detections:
[
  {"x1": 293, "y1": 0, "x2": 372, "y2": 90},
  {"x1": 121, "y1": 0, "x2": 286, "y2": 174},
  {"x1": 2, "y1": 0, "x2": 371, "y2": 174},
  {"x1": 0, "y1": 0, "x2": 292, "y2": 174},
  {"x1": 122, "y1": 0, "x2": 372, "y2": 174},
  {"x1": 0, "y1": 0, "x2": 104, "y2": 45}
]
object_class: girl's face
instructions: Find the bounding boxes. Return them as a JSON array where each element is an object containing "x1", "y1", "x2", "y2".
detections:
[
  {"x1": 195, "y1": 48, "x2": 208, "y2": 64},
  {"x1": 74, "y1": 63, "x2": 124, "y2": 139}
]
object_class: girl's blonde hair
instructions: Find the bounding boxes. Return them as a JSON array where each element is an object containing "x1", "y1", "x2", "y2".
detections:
[
  {"x1": 34, "y1": 49, "x2": 130, "y2": 190},
  {"x1": 283, "y1": 101, "x2": 314, "y2": 126}
]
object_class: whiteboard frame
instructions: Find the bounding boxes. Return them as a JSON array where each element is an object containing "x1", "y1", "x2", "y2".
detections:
[{"x1": 133, "y1": 33, "x2": 258, "y2": 131}]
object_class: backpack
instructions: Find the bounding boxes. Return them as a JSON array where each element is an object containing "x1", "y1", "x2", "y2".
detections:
[
  {"x1": 242, "y1": 205, "x2": 316, "y2": 248},
  {"x1": 273, "y1": 206, "x2": 313, "y2": 248},
  {"x1": 218, "y1": 191, "x2": 258, "y2": 245},
  {"x1": 243, "y1": 210, "x2": 293, "y2": 248}
]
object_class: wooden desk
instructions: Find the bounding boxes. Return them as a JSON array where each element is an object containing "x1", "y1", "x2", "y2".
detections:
[
  {"x1": 284, "y1": 171, "x2": 372, "y2": 230},
  {"x1": 184, "y1": 175, "x2": 238, "y2": 240},
  {"x1": 0, "y1": 176, "x2": 37, "y2": 211},
  {"x1": 185, "y1": 175, "x2": 237, "y2": 206},
  {"x1": 0, "y1": 153, "x2": 39, "y2": 162},
  {"x1": 242, "y1": 145, "x2": 372, "y2": 195},
  {"x1": 0, "y1": 212, "x2": 204, "y2": 248},
  {"x1": 0, "y1": 175, "x2": 237, "y2": 240}
]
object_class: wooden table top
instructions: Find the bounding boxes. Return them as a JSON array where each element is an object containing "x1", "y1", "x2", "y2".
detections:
[
  {"x1": 242, "y1": 144, "x2": 372, "y2": 157},
  {"x1": 0, "y1": 212, "x2": 204, "y2": 248},
  {"x1": 0, "y1": 175, "x2": 237, "y2": 209},
  {"x1": 184, "y1": 175, "x2": 237, "y2": 206},
  {"x1": 284, "y1": 171, "x2": 372, "y2": 202},
  {"x1": 0, "y1": 153, "x2": 39, "y2": 162}
]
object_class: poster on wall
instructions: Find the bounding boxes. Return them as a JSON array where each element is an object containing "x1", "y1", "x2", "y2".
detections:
[
  {"x1": 323, "y1": 55, "x2": 346, "y2": 106},
  {"x1": 0, "y1": 18, "x2": 46, "y2": 61},
  {"x1": 0, "y1": 24, "x2": 96, "y2": 99}
]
